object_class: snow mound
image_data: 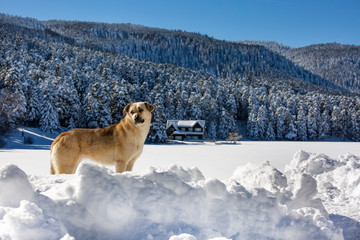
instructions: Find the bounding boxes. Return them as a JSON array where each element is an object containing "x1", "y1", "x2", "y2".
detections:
[
  {"x1": 0, "y1": 156, "x2": 350, "y2": 240},
  {"x1": 0, "y1": 200, "x2": 71, "y2": 240},
  {"x1": 231, "y1": 161, "x2": 287, "y2": 193},
  {"x1": 0, "y1": 164, "x2": 34, "y2": 207},
  {"x1": 285, "y1": 150, "x2": 360, "y2": 222}
]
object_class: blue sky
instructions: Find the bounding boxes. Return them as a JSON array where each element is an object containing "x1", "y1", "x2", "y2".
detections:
[{"x1": 1, "y1": 0, "x2": 359, "y2": 47}]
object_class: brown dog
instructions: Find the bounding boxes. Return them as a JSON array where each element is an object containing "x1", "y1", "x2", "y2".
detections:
[{"x1": 50, "y1": 102, "x2": 154, "y2": 174}]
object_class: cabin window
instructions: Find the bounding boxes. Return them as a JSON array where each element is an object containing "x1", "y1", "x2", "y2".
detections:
[
  {"x1": 175, "y1": 136, "x2": 183, "y2": 140},
  {"x1": 195, "y1": 128, "x2": 202, "y2": 132}
]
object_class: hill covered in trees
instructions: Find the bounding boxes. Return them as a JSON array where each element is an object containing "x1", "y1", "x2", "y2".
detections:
[
  {"x1": 246, "y1": 41, "x2": 360, "y2": 93},
  {"x1": 0, "y1": 14, "x2": 359, "y2": 142}
]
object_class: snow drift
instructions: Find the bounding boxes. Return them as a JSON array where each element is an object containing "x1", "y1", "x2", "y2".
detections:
[
  {"x1": 1, "y1": 150, "x2": 359, "y2": 240},
  {"x1": 285, "y1": 151, "x2": 360, "y2": 221}
]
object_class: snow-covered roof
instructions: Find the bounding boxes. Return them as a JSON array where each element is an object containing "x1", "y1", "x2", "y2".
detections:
[{"x1": 167, "y1": 120, "x2": 205, "y2": 129}]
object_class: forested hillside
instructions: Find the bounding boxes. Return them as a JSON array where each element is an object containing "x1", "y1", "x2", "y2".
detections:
[
  {"x1": 43, "y1": 20, "x2": 340, "y2": 89},
  {"x1": 247, "y1": 41, "x2": 360, "y2": 93},
  {"x1": 1, "y1": 14, "x2": 360, "y2": 142}
]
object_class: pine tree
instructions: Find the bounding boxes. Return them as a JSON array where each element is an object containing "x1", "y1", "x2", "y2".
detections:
[
  {"x1": 84, "y1": 82, "x2": 112, "y2": 128},
  {"x1": 275, "y1": 106, "x2": 290, "y2": 139},
  {"x1": 297, "y1": 105, "x2": 308, "y2": 141},
  {"x1": 147, "y1": 122, "x2": 167, "y2": 143},
  {"x1": 350, "y1": 110, "x2": 360, "y2": 141},
  {"x1": 152, "y1": 93, "x2": 166, "y2": 123},
  {"x1": 3, "y1": 65, "x2": 27, "y2": 123},
  {"x1": 247, "y1": 106, "x2": 259, "y2": 140},
  {"x1": 307, "y1": 106, "x2": 320, "y2": 140},
  {"x1": 286, "y1": 115, "x2": 298, "y2": 140},
  {"x1": 108, "y1": 79, "x2": 130, "y2": 122},
  {"x1": 265, "y1": 121, "x2": 276, "y2": 140},
  {"x1": 39, "y1": 95, "x2": 60, "y2": 133},
  {"x1": 206, "y1": 121, "x2": 217, "y2": 140},
  {"x1": 257, "y1": 105, "x2": 268, "y2": 139},
  {"x1": 25, "y1": 81, "x2": 41, "y2": 126},
  {"x1": 331, "y1": 106, "x2": 343, "y2": 138},
  {"x1": 57, "y1": 79, "x2": 81, "y2": 128},
  {"x1": 319, "y1": 108, "x2": 331, "y2": 139},
  {"x1": 342, "y1": 109, "x2": 352, "y2": 140},
  {"x1": 187, "y1": 92, "x2": 202, "y2": 120}
]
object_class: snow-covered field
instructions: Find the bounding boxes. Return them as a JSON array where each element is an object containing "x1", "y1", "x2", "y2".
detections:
[{"x1": 0, "y1": 128, "x2": 360, "y2": 240}]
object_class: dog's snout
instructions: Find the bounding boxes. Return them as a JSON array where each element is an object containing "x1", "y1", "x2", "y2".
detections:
[{"x1": 134, "y1": 114, "x2": 144, "y2": 124}]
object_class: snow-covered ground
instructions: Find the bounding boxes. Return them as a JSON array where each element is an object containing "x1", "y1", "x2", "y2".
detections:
[
  {"x1": 2, "y1": 128, "x2": 360, "y2": 180},
  {"x1": 0, "y1": 128, "x2": 359, "y2": 240}
]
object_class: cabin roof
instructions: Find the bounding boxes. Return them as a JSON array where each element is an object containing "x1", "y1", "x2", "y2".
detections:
[{"x1": 166, "y1": 120, "x2": 205, "y2": 129}]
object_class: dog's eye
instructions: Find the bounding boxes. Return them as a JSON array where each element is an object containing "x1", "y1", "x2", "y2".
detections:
[
  {"x1": 139, "y1": 108, "x2": 143, "y2": 113},
  {"x1": 130, "y1": 111, "x2": 135, "y2": 114}
]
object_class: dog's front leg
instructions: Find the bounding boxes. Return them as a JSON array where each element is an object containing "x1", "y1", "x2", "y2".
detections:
[
  {"x1": 126, "y1": 154, "x2": 141, "y2": 171},
  {"x1": 115, "y1": 161, "x2": 127, "y2": 173},
  {"x1": 125, "y1": 158, "x2": 136, "y2": 172}
]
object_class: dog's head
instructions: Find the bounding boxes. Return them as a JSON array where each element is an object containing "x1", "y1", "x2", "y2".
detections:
[{"x1": 123, "y1": 102, "x2": 155, "y2": 125}]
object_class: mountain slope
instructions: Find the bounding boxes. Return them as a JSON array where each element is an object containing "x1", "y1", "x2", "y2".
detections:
[
  {"x1": 42, "y1": 19, "x2": 340, "y2": 91},
  {"x1": 246, "y1": 41, "x2": 360, "y2": 93},
  {"x1": 285, "y1": 44, "x2": 360, "y2": 93}
]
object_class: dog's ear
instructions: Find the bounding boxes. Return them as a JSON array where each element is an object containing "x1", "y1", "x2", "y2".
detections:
[
  {"x1": 144, "y1": 102, "x2": 155, "y2": 112},
  {"x1": 123, "y1": 103, "x2": 131, "y2": 115}
]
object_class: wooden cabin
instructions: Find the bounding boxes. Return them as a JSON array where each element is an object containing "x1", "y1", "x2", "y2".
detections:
[{"x1": 166, "y1": 120, "x2": 205, "y2": 141}]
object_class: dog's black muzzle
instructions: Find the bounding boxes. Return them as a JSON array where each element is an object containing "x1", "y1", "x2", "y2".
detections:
[{"x1": 134, "y1": 116, "x2": 145, "y2": 125}]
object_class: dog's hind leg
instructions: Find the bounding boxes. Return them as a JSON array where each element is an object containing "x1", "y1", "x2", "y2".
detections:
[
  {"x1": 56, "y1": 149, "x2": 82, "y2": 174},
  {"x1": 51, "y1": 140, "x2": 82, "y2": 174},
  {"x1": 53, "y1": 155, "x2": 81, "y2": 174},
  {"x1": 50, "y1": 161, "x2": 55, "y2": 174}
]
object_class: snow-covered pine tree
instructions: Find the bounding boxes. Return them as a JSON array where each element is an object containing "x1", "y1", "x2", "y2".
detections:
[
  {"x1": 206, "y1": 121, "x2": 217, "y2": 140},
  {"x1": 25, "y1": 80, "x2": 41, "y2": 126},
  {"x1": 108, "y1": 79, "x2": 130, "y2": 122},
  {"x1": 39, "y1": 79, "x2": 61, "y2": 133},
  {"x1": 285, "y1": 115, "x2": 298, "y2": 140},
  {"x1": 84, "y1": 82, "x2": 112, "y2": 128},
  {"x1": 319, "y1": 108, "x2": 331, "y2": 139},
  {"x1": 2, "y1": 65, "x2": 27, "y2": 123},
  {"x1": 247, "y1": 105, "x2": 259, "y2": 140},
  {"x1": 39, "y1": 96, "x2": 60, "y2": 133},
  {"x1": 307, "y1": 106, "x2": 320, "y2": 140},
  {"x1": 275, "y1": 106, "x2": 290, "y2": 139},
  {"x1": 57, "y1": 78, "x2": 81, "y2": 129},
  {"x1": 152, "y1": 92, "x2": 166, "y2": 123},
  {"x1": 350, "y1": 110, "x2": 360, "y2": 141},
  {"x1": 186, "y1": 92, "x2": 202, "y2": 120},
  {"x1": 217, "y1": 108, "x2": 237, "y2": 140},
  {"x1": 331, "y1": 106, "x2": 343, "y2": 138},
  {"x1": 147, "y1": 122, "x2": 167, "y2": 143},
  {"x1": 265, "y1": 120, "x2": 276, "y2": 140},
  {"x1": 257, "y1": 105, "x2": 268, "y2": 139},
  {"x1": 296, "y1": 104, "x2": 308, "y2": 141}
]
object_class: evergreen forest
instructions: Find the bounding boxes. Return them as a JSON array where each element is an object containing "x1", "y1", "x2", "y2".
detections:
[{"x1": 1, "y1": 14, "x2": 359, "y2": 142}]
